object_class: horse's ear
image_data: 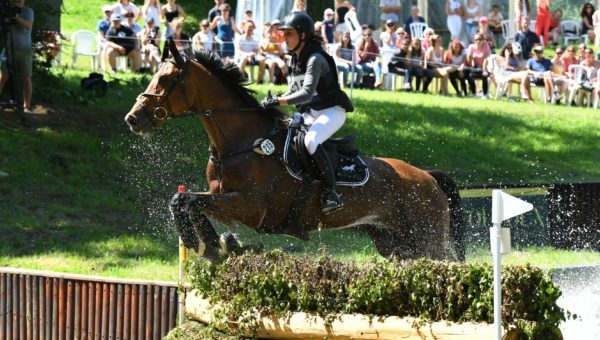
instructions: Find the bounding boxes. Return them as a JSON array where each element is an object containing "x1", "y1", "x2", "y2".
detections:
[{"x1": 168, "y1": 38, "x2": 185, "y2": 66}]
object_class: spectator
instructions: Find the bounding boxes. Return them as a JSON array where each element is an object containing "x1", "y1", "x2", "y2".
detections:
[
  {"x1": 112, "y1": 0, "x2": 141, "y2": 24},
  {"x1": 477, "y1": 16, "x2": 496, "y2": 51},
  {"x1": 488, "y1": 4, "x2": 504, "y2": 34},
  {"x1": 142, "y1": 0, "x2": 161, "y2": 30},
  {"x1": 579, "y1": 47, "x2": 600, "y2": 101},
  {"x1": 380, "y1": 19, "x2": 398, "y2": 50},
  {"x1": 270, "y1": 19, "x2": 284, "y2": 46},
  {"x1": 171, "y1": 18, "x2": 190, "y2": 49},
  {"x1": 445, "y1": 38, "x2": 468, "y2": 96},
  {"x1": 526, "y1": 44, "x2": 552, "y2": 100},
  {"x1": 515, "y1": 17, "x2": 540, "y2": 59},
  {"x1": 464, "y1": 0, "x2": 482, "y2": 43},
  {"x1": 425, "y1": 34, "x2": 450, "y2": 95},
  {"x1": 394, "y1": 27, "x2": 410, "y2": 49},
  {"x1": 192, "y1": 19, "x2": 216, "y2": 52},
  {"x1": 546, "y1": 46, "x2": 569, "y2": 103},
  {"x1": 548, "y1": 9, "x2": 562, "y2": 45},
  {"x1": 380, "y1": 0, "x2": 401, "y2": 30},
  {"x1": 421, "y1": 27, "x2": 435, "y2": 50},
  {"x1": 446, "y1": 0, "x2": 463, "y2": 41},
  {"x1": 577, "y1": 42, "x2": 586, "y2": 62},
  {"x1": 208, "y1": 0, "x2": 223, "y2": 34},
  {"x1": 536, "y1": 0, "x2": 551, "y2": 47},
  {"x1": 582, "y1": 3, "x2": 596, "y2": 45},
  {"x1": 237, "y1": 21, "x2": 265, "y2": 82},
  {"x1": 210, "y1": 3, "x2": 239, "y2": 62},
  {"x1": 514, "y1": 0, "x2": 531, "y2": 31},
  {"x1": 97, "y1": 4, "x2": 112, "y2": 45},
  {"x1": 495, "y1": 42, "x2": 534, "y2": 102},
  {"x1": 388, "y1": 38, "x2": 412, "y2": 90},
  {"x1": 259, "y1": 23, "x2": 287, "y2": 84},
  {"x1": 104, "y1": 13, "x2": 141, "y2": 73},
  {"x1": 0, "y1": 0, "x2": 34, "y2": 112},
  {"x1": 314, "y1": 21, "x2": 325, "y2": 44},
  {"x1": 292, "y1": 0, "x2": 307, "y2": 13},
  {"x1": 335, "y1": 31, "x2": 362, "y2": 88},
  {"x1": 409, "y1": 37, "x2": 433, "y2": 93},
  {"x1": 322, "y1": 8, "x2": 335, "y2": 44},
  {"x1": 161, "y1": 0, "x2": 186, "y2": 41},
  {"x1": 123, "y1": 11, "x2": 141, "y2": 34},
  {"x1": 334, "y1": 0, "x2": 354, "y2": 41},
  {"x1": 561, "y1": 45, "x2": 578, "y2": 76},
  {"x1": 140, "y1": 17, "x2": 161, "y2": 72},
  {"x1": 466, "y1": 32, "x2": 491, "y2": 98},
  {"x1": 404, "y1": 5, "x2": 426, "y2": 35},
  {"x1": 238, "y1": 9, "x2": 253, "y2": 34},
  {"x1": 357, "y1": 28, "x2": 383, "y2": 88}
]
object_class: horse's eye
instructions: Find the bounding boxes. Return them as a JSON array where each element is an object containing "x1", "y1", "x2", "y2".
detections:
[{"x1": 158, "y1": 75, "x2": 170, "y2": 87}]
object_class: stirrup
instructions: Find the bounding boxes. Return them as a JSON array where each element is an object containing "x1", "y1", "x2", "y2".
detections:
[{"x1": 320, "y1": 189, "x2": 344, "y2": 214}]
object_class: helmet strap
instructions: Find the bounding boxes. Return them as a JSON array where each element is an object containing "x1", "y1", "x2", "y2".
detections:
[{"x1": 288, "y1": 31, "x2": 306, "y2": 53}]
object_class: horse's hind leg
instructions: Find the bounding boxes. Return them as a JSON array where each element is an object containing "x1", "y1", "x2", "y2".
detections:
[{"x1": 358, "y1": 225, "x2": 416, "y2": 259}]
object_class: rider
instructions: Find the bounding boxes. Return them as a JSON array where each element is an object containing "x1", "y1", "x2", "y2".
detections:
[{"x1": 260, "y1": 12, "x2": 354, "y2": 214}]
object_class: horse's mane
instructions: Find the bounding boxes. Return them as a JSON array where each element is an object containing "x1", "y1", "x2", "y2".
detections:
[{"x1": 190, "y1": 49, "x2": 285, "y2": 119}]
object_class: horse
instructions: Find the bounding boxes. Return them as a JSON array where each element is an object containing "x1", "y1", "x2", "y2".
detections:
[{"x1": 124, "y1": 40, "x2": 465, "y2": 263}]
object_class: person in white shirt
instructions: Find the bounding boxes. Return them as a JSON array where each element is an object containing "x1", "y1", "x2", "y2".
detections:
[
  {"x1": 112, "y1": 0, "x2": 141, "y2": 24},
  {"x1": 236, "y1": 20, "x2": 266, "y2": 82},
  {"x1": 192, "y1": 19, "x2": 215, "y2": 51}
]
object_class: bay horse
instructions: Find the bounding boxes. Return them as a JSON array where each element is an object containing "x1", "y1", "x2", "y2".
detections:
[{"x1": 124, "y1": 41, "x2": 465, "y2": 263}]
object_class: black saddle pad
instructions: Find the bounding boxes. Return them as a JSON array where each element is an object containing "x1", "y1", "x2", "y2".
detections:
[{"x1": 282, "y1": 129, "x2": 369, "y2": 186}]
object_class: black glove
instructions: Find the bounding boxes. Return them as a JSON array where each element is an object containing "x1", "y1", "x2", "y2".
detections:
[{"x1": 260, "y1": 96, "x2": 280, "y2": 110}]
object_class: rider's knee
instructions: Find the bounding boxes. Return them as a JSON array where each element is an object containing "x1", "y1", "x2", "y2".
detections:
[{"x1": 304, "y1": 131, "x2": 319, "y2": 155}]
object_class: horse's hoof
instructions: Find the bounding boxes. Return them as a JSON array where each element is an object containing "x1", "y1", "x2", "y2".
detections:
[
  {"x1": 219, "y1": 232, "x2": 241, "y2": 256},
  {"x1": 169, "y1": 192, "x2": 190, "y2": 207}
]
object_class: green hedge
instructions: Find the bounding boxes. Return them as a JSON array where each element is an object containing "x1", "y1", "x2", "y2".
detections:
[{"x1": 187, "y1": 250, "x2": 574, "y2": 339}]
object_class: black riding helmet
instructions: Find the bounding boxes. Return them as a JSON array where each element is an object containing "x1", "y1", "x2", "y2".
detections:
[{"x1": 278, "y1": 12, "x2": 314, "y2": 51}]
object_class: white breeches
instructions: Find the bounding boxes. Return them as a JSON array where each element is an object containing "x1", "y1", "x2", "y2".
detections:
[
  {"x1": 302, "y1": 105, "x2": 346, "y2": 155},
  {"x1": 447, "y1": 15, "x2": 463, "y2": 39}
]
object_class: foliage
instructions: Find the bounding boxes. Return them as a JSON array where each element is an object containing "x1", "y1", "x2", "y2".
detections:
[{"x1": 186, "y1": 250, "x2": 573, "y2": 338}]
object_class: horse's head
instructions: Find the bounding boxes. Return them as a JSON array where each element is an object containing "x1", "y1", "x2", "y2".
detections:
[{"x1": 125, "y1": 39, "x2": 195, "y2": 136}]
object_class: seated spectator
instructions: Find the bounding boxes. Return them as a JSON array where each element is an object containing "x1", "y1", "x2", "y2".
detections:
[
  {"x1": 548, "y1": 9, "x2": 562, "y2": 46},
  {"x1": 123, "y1": 11, "x2": 141, "y2": 34},
  {"x1": 237, "y1": 21, "x2": 265, "y2": 83},
  {"x1": 404, "y1": 5, "x2": 426, "y2": 35},
  {"x1": 192, "y1": 19, "x2": 216, "y2": 52},
  {"x1": 335, "y1": 31, "x2": 363, "y2": 87},
  {"x1": 561, "y1": 45, "x2": 578, "y2": 78},
  {"x1": 495, "y1": 42, "x2": 534, "y2": 102},
  {"x1": 380, "y1": 19, "x2": 398, "y2": 51},
  {"x1": 408, "y1": 37, "x2": 433, "y2": 93},
  {"x1": 425, "y1": 34, "x2": 450, "y2": 95},
  {"x1": 421, "y1": 27, "x2": 434, "y2": 50},
  {"x1": 388, "y1": 38, "x2": 412, "y2": 90},
  {"x1": 464, "y1": 0, "x2": 482, "y2": 43},
  {"x1": 577, "y1": 42, "x2": 586, "y2": 62},
  {"x1": 238, "y1": 9, "x2": 253, "y2": 34},
  {"x1": 171, "y1": 18, "x2": 190, "y2": 50},
  {"x1": 488, "y1": 4, "x2": 503, "y2": 34},
  {"x1": 466, "y1": 32, "x2": 491, "y2": 98},
  {"x1": 526, "y1": 44, "x2": 552, "y2": 100},
  {"x1": 356, "y1": 27, "x2": 383, "y2": 88},
  {"x1": 97, "y1": 4, "x2": 112, "y2": 67},
  {"x1": 444, "y1": 38, "x2": 468, "y2": 96},
  {"x1": 545, "y1": 46, "x2": 569, "y2": 103},
  {"x1": 477, "y1": 16, "x2": 496, "y2": 51},
  {"x1": 515, "y1": 17, "x2": 540, "y2": 59},
  {"x1": 393, "y1": 27, "x2": 410, "y2": 49},
  {"x1": 139, "y1": 17, "x2": 161, "y2": 72},
  {"x1": 582, "y1": 3, "x2": 596, "y2": 45},
  {"x1": 259, "y1": 23, "x2": 286, "y2": 84},
  {"x1": 322, "y1": 8, "x2": 335, "y2": 45},
  {"x1": 104, "y1": 13, "x2": 141, "y2": 72},
  {"x1": 594, "y1": 6, "x2": 600, "y2": 46},
  {"x1": 579, "y1": 48, "x2": 600, "y2": 101}
]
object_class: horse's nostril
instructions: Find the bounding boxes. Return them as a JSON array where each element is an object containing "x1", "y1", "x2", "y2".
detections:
[{"x1": 126, "y1": 114, "x2": 138, "y2": 127}]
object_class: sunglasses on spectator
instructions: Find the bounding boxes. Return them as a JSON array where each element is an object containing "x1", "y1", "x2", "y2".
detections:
[
  {"x1": 363, "y1": 33, "x2": 372, "y2": 37},
  {"x1": 555, "y1": 51, "x2": 563, "y2": 55},
  {"x1": 201, "y1": 24, "x2": 209, "y2": 27}
]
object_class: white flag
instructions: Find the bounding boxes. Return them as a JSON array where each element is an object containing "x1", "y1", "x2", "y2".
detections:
[{"x1": 491, "y1": 190, "x2": 533, "y2": 224}]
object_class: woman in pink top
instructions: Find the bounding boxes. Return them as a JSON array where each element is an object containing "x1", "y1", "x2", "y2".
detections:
[
  {"x1": 466, "y1": 33, "x2": 491, "y2": 97},
  {"x1": 535, "y1": 0, "x2": 551, "y2": 46}
]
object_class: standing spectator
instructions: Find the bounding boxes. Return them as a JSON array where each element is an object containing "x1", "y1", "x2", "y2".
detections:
[
  {"x1": 515, "y1": 17, "x2": 540, "y2": 59},
  {"x1": 495, "y1": 42, "x2": 534, "y2": 102},
  {"x1": 142, "y1": 0, "x2": 161, "y2": 30},
  {"x1": 334, "y1": 0, "x2": 354, "y2": 41},
  {"x1": 477, "y1": 17, "x2": 496, "y2": 51},
  {"x1": 409, "y1": 37, "x2": 433, "y2": 93},
  {"x1": 210, "y1": 3, "x2": 239, "y2": 62},
  {"x1": 445, "y1": 38, "x2": 468, "y2": 96},
  {"x1": 192, "y1": 19, "x2": 216, "y2": 52},
  {"x1": 357, "y1": 28, "x2": 383, "y2": 88},
  {"x1": 238, "y1": 9, "x2": 254, "y2": 34},
  {"x1": 161, "y1": 0, "x2": 186, "y2": 40},
  {"x1": 466, "y1": 32, "x2": 491, "y2": 98},
  {"x1": 112, "y1": 0, "x2": 141, "y2": 24},
  {"x1": 536, "y1": 0, "x2": 551, "y2": 46},
  {"x1": 335, "y1": 31, "x2": 362, "y2": 88},
  {"x1": 446, "y1": 0, "x2": 464, "y2": 41},
  {"x1": 514, "y1": 0, "x2": 531, "y2": 31},
  {"x1": 425, "y1": 34, "x2": 450, "y2": 95},
  {"x1": 488, "y1": 4, "x2": 504, "y2": 34},
  {"x1": 526, "y1": 44, "x2": 552, "y2": 101},
  {"x1": 464, "y1": 0, "x2": 482, "y2": 43},
  {"x1": 259, "y1": 23, "x2": 287, "y2": 84},
  {"x1": 582, "y1": 3, "x2": 596, "y2": 44},
  {"x1": 123, "y1": 11, "x2": 141, "y2": 34},
  {"x1": 404, "y1": 6, "x2": 426, "y2": 35},
  {"x1": 322, "y1": 8, "x2": 335, "y2": 44},
  {"x1": 380, "y1": 19, "x2": 398, "y2": 50},
  {"x1": 237, "y1": 21, "x2": 265, "y2": 82},
  {"x1": 208, "y1": 0, "x2": 223, "y2": 34},
  {"x1": 104, "y1": 13, "x2": 142, "y2": 73},
  {"x1": 140, "y1": 17, "x2": 161, "y2": 72},
  {"x1": 0, "y1": 0, "x2": 34, "y2": 112},
  {"x1": 292, "y1": 0, "x2": 307, "y2": 13},
  {"x1": 548, "y1": 9, "x2": 562, "y2": 45},
  {"x1": 379, "y1": 0, "x2": 401, "y2": 30},
  {"x1": 388, "y1": 38, "x2": 412, "y2": 90}
]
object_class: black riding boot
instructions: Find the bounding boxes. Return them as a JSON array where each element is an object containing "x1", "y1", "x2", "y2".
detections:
[{"x1": 312, "y1": 145, "x2": 343, "y2": 213}]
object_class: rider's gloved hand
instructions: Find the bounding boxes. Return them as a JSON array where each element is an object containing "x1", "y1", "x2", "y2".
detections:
[{"x1": 260, "y1": 96, "x2": 280, "y2": 110}]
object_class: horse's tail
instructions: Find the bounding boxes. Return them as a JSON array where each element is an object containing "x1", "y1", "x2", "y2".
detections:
[{"x1": 428, "y1": 170, "x2": 465, "y2": 261}]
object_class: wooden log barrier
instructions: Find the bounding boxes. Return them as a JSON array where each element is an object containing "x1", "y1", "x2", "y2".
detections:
[{"x1": 185, "y1": 290, "x2": 496, "y2": 339}]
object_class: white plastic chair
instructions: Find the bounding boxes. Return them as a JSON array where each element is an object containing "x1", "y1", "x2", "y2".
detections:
[
  {"x1": 561, "y1": 20, "x2": 582, "y2": 46},
  {"x1": 380, "y1": 48, "x2": 401, "y2": 91},
  {"x1": 71, "y1": 30, "x2": 101, "y2": 69},
  {"x1": 567, "y1": 64, "x2": 592, "y2": 107},
  {"x1": 409, "y1": 22, "x2": 428, "y2": 40},
  {"x1": 501, "y1": 19, "x2": 516, "y2": 43}
]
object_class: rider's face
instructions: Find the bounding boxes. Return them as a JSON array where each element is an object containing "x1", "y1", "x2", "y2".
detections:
[{"x1": 283, "y1": 28, "x2": 300, "y2": 50}]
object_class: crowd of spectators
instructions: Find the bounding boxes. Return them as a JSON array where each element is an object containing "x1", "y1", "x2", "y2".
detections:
[{"x1": 92, "y1": 0, "x2": 600, "y2": 107}]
